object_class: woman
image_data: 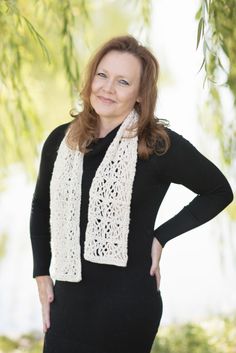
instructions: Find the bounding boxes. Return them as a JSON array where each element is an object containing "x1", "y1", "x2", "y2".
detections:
[{"x1": 30, "y1": 35, "x2": 233, "y2": 353}]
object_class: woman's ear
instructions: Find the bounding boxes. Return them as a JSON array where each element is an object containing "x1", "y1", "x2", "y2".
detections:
[{"x1": 136, "y1": 97, "x2": 141, "y2": 103}]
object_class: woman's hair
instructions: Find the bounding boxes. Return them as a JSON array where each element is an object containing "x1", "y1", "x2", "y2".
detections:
[{"x1": 66, "y1": 34, "x2": 170, "y2": 159}]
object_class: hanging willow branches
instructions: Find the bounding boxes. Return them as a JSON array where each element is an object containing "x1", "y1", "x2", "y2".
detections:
[
  {"x1": 0, "y1": 0, "x2": 90, "y2": 183},
  {"x1": 195, "y1": 0, "x2": 236, "y2": 167},
  {"x1": 0, "y1": 0, "x2": 151, "y2": 184}
]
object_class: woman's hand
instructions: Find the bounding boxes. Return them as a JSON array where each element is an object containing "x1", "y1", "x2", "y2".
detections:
[
  {"x1": 35, "y1": 275, "x2": 55, "y2": 333},
  {"x1": 150, "y1": 237, "x2": 163, "y2": 290}
]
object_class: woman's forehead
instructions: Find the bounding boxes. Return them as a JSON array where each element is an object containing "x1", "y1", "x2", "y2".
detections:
[{"x1": 97, "y1": 51, "x2": 142, "y2": 78}]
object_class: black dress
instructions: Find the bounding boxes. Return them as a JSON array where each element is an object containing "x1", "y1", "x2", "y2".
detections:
[{"x1": 29, "y1": 121, "x2": 233, "y2": 353}]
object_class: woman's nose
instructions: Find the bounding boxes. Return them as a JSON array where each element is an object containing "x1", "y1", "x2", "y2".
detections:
[{"x1": 102, "y1": 80, "x2": 115, "y2": 93}]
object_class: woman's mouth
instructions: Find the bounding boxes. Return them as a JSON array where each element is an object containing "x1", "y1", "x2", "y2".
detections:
[{"x1": 98, "y1": 96, "x2": 116, "y2": 104}]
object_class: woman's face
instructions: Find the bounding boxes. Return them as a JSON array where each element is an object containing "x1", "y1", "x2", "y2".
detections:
[{"x1": 90, "y1": 50, "x2": 142, "y2": 123}]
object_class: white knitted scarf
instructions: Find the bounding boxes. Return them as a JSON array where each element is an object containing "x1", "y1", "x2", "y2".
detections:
[{"x1": 49, "y1": 109, "x2": 139, "y2": 282}]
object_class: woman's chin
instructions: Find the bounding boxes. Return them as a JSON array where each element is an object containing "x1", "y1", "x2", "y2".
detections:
[{"x1": 92, "y1": 105, "x2": 118, "y2": 117}]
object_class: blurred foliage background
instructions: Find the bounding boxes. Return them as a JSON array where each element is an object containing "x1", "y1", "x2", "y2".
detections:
[
  {"x1": 0, "y1": 314, "x2": 236, "y2": 352},
  {"x1": 0, "y1": 0, "x2": 235, "y2": 183},
  {"x1": 0, "y1": 0, "x2": 235, "y2": 351},
  {"x1": 0, "y1": 0, "x2": 151, "y2": 185},
  {"x1": 196, "y1": 0, "x2": 236, "y2": 166}
]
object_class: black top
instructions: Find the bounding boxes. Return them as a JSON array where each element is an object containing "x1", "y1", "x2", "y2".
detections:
[{"x1": 29, "y1": 121, "x2": 233, "y2": 278}]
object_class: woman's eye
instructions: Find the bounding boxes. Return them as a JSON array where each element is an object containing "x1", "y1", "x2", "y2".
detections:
[
  {"x1": 97, "y1": 72, "x2": 106, "y2": 78},
  {"x1": 96, "y1": 73, "x2": 128, "y2": 85},
  {"x1": 119, "y1": 80, "x2": 129, "y2": 85}
]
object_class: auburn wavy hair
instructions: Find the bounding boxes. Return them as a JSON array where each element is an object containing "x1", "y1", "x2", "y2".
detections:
[{"x1": 65, "y1": 34, "x2": 170, "y2": 159}]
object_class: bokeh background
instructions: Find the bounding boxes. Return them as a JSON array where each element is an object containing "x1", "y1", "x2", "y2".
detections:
[{"x1": 0, "y1": 0, "x2": 235, "y2": 352}]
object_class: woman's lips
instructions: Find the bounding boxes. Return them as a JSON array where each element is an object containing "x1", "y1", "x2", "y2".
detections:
[{"x1": 98, "y1": 96, "x2": 116, "y2": 104}]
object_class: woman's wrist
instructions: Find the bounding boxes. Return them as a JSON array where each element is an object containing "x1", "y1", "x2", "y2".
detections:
[{"x1": 35, "y1": 275, "x2": 51, "y2": 283}]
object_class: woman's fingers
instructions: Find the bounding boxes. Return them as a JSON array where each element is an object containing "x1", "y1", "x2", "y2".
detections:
[
  {"x1": 42, "y1": 286, "x2": 54, "y2": 333},
  {"x1": 150, "y1": 260, "x2": 158, "y2": 276},
  {"x1": 150, "y1": 264, "x2": 161, "y2": 289},
  {"x1": 155, "y1": 267, "x2": 161, "y2": 290},
  {"x1": 42, "y1": 300, "x2": 51, "y2": 333},
  {"x1": 35, "y1": 276, "x2": 55, "y2": 333},
  {"x1": 150, "y1": 237, "x2": 162, "y2": 290}
]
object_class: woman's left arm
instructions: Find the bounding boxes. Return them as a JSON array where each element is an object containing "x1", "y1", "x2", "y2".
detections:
[{"x1": 153, "y1": 129, "x2": 234, "y2": 248}]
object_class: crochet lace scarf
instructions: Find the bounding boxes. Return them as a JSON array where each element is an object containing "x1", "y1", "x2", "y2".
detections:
[{"x1": 49, "y1": 109, "x2": 139, "y2": 282}]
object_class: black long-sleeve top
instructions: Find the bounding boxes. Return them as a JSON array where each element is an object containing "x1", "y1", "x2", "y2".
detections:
[{"x1": 29, "y1": 122, "x2": 234, "y2": 278}]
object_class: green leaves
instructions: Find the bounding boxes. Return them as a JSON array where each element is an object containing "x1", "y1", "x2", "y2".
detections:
[
  {"x1": 23, "y1": 15, "x2": 51, "y2": 64},
  {"x1": 195, "y1": 0, "x2": 236, "y2": 167},
  {"x1": 196, "y1": 17, "x2": 204, "y2": 50}
]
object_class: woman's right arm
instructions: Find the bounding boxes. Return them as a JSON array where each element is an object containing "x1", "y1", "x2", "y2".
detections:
[{"x1": 29, "y1": 122, "x2": 71, "y2": 333}]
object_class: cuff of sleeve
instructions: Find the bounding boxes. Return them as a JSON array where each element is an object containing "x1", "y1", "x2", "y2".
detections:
[
  {"x1": 30, "y1": 236, "x2": 51, "y2": 279},
  {"x1": 153, "y1": 231, "x2": 166, "y2": 248},
  {"x1": 33, "y1": 268, "x2": 50, "y2": 278}
]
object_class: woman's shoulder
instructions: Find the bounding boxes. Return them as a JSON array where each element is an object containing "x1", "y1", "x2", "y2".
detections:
[
  {"x1": 163, "y1": 126, "x2": 186, "y2": 144},
  {"x1": 160, "y1": 126, "x2": 192, "y2": 156},
  {"x1": 151, "y1": 125, "x2": 206, "y2": 171},
  {"x1": 41, "y1": 120, "x2": 73, "y2": 156},
  {"x1": 158, "y1": 125, "x2": 209, "y2": 166},
  {"x1": 46, "y1": 121, "x2": 72, "y2": 142}
]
